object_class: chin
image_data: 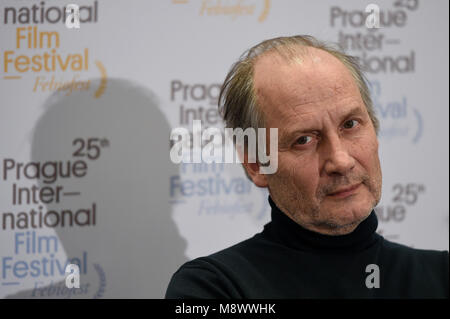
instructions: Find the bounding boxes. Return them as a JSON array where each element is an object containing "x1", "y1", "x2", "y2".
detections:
[{"x1": 324, "y1": 204, "x2": 372, "y2": 228}]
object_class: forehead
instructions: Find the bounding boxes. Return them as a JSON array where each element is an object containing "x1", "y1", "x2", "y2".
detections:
[{"x1": 253, "y1": 47, "x2": 363, "y2": 126}]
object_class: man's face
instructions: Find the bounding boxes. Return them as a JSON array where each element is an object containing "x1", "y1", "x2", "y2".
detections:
[{"x1": 252, "y1": 48, "x2": 382, "y2": 235}]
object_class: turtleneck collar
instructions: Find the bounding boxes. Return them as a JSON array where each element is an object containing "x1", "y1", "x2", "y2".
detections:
[{"x1": 263, "y1": 196, "x2": 381, "y2": 253}]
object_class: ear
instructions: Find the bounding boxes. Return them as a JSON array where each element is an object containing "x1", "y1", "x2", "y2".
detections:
[
  {"x1": 242, "y1": 158, "x2": 269, "y2": 188},
  {"x1": 235, "y1": 142, "x2": 269, "y2": 188}
]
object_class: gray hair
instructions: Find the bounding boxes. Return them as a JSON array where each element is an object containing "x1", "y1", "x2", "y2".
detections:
[{"x1": 218, "y1": 35, "x2": 379, "y2": 134}]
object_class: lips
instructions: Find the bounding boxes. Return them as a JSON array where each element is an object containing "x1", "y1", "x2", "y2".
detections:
[{"x1": 328, "y1": 183, "x2": 361, "y2": 197}]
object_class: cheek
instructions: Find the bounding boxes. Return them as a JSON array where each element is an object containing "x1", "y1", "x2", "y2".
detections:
[
  {"x1": 279, "y1": 154, "x2": 320, "y2": 195},
  {"x1": 354, "y1": 136, "x2": 381, "y2": 175}
]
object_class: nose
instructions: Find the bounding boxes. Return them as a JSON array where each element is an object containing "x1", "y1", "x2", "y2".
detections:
[{"x1": 322, "y1": 135, "x2": 355, "y2": 176}]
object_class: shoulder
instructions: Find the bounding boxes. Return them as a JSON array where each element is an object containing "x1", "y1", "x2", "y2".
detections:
[
  {"x1": 380, "y1": 239, "x2": 448, "y2": 294},
  {"x1": 165, "y1": 234, "x2": 266, "y2": 299},
  {"x1": 165, "y1": 257, "x2": 233, "y2": 298},
  {"x1": 381, "y1": 239, "x2": 448, "y2": 263}
]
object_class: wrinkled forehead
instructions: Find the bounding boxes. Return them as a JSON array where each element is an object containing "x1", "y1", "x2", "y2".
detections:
[{"x1": 253, "y1": 47, "x2": 359, "y2": 112}]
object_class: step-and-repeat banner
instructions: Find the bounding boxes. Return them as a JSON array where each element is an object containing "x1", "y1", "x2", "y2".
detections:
[{"x1": 1, "y1": 0, "x2": 448, "y2": 298}]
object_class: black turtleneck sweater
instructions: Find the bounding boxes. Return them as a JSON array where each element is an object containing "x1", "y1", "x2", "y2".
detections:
[{"x1": 166, "y1": 197, "x2": 448, "y2": 298}]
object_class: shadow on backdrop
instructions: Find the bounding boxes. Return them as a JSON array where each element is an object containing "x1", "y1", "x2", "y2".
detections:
[{"x1": 6, "y1": 78, "x2": 187, "y2": 298}]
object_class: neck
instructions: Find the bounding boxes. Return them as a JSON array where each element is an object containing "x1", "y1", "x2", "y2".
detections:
[
  {"x1": 283, "y1": 211, "x2": 367, "y2": 236},
  {"x1": 264, "y1": 196, "x2": 381, "y2": 252}
]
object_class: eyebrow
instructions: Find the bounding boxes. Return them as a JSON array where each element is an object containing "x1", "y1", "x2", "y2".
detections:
[{"x1": 279, "y1": 106, "x2": 366, "y2": 143}]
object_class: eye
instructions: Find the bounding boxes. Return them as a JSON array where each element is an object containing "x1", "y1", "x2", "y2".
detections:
[
  {"x1": 296, "y1": 136, "x2": 312, "y2": 145},
  {"x1": 343, "y1": 119, "x2": 359, "y2": 129}
]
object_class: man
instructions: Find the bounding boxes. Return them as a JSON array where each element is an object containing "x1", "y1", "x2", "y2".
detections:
[{"x1": 165, "y1": 35, "x2": 449, "y2": 298}]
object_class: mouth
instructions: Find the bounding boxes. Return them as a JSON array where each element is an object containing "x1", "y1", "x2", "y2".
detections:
[{"x1": 327, "y1": 183, "x2": 362, "y2": 198}]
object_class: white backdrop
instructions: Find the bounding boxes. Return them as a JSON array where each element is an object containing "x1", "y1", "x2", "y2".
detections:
[{"x1": 0, "y1": 0, "x2": 448, "y2": 298}]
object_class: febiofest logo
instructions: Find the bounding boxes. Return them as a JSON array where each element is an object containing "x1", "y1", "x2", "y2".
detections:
[
  {"x1": 1, "y1": 137, "x2": 111, "y2": 297},
  {"x1": 1, "y1": 1, "x2": 107, "y2": 98},
  {"x1": 1, "y1": 230, "x2": 107, "y2": 298},
  {"x1": 172, "y1": 0, "x2": 270, "y2": 22}
]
